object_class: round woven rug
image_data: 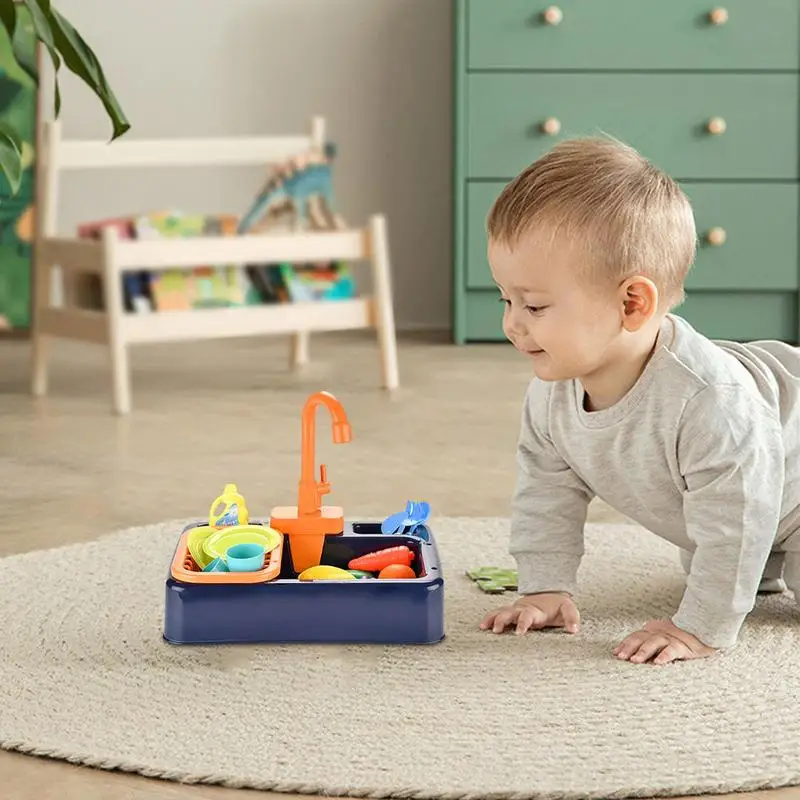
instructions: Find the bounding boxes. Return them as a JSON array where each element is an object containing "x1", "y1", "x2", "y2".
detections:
[{"x1": 1, "y1": 517, "x2": 799, "y2": 799}]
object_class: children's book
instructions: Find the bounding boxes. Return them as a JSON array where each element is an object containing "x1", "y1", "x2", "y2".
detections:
[
  {"x1": 190, "y1": 214, "x2": 253, "y2": 309},
  {"x1": 279, "y1": 261, "x2": 356, "y2": 302},
  {"x1": 132, "y1": 211, "x2": 261, "y2": 310},
  {"x1": 132, "y1": 211, "x2": 202, "y2": 311},
  {"x1": 76, "y1": 216, "x2": 152, "y2": 313}
]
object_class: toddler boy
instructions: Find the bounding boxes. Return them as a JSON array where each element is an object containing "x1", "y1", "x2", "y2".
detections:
[{"x1": 479, "y1": 137, "x2": 800, "y2": 665}]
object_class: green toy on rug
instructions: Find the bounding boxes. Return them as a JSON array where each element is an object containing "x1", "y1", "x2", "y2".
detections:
[{"x1": 465, "y1": 566, "x2": 519, "y2": 594}]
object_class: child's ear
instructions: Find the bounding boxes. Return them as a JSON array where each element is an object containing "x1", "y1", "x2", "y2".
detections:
[{"x1": 619, "y1": 276, "x2": 659, "y2": 331}]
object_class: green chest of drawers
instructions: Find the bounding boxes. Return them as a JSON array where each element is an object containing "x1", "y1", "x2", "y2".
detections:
[{"x1": 453, "y1": 0, "x2": 800, "y2": 344}]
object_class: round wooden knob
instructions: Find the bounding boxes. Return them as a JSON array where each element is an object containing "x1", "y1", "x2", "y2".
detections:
[
  {"x1": 706, "y1": 226, "x2": 727, "y2": 246},
  {"x1": 540, "y1": 117, "x2": 561, "y2": 136},
  {"x1": 708, "y1": 7, "x2": 728, "y2": 25},
  {"x1": 706, "y1": 116, "x2": 727, "y2": 135},
  {"x1": 542, "y1": 6, "x2": 563, "y2": 25}
]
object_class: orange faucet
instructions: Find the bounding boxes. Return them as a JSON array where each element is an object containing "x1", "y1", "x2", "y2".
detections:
[
  {"x1": 269, "y1": 391, "x2": 352, "y2": 573},
  {"x1": 297, "y1": 391, "x2": 352, "y2": 518}
]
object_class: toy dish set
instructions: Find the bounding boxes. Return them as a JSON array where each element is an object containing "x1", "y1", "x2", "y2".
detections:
[{"x1": 163, "y1": 391, "x2": 444, "y2": 645}]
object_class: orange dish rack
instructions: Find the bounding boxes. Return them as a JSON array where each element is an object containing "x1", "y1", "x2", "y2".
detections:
[{"x1": 170, "y1": 529, "x2": 284, "y2": 584}]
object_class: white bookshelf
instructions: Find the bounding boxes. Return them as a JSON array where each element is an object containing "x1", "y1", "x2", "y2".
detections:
[{"x1": 30, "y1": 117, "x2": 399, "y2": 414}]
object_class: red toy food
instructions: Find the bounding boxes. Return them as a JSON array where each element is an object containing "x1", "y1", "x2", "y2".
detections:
[
  {"x1": 378, "y1": 564, "x2": 416, "y2": 579},
  {"x1": 348, "y1": 545, "x2": 413, "y2": 572}
]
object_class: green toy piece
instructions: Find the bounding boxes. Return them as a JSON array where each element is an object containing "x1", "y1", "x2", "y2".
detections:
[{"x1": 466, "y1": 566, "x2": 519, "y2": 594}]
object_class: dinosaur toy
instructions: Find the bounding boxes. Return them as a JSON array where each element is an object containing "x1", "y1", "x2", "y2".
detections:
[{"x1": 237, "y1": 143, "x2": 338, "y2": 234}]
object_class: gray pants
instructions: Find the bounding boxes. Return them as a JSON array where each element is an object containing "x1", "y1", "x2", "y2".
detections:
[{"x1": 680, "y1": 539, "x2": 800, "y2": 596}]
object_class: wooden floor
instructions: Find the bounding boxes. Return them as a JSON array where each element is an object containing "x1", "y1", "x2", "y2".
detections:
[{"x1": 0, "y1": 331, "x2": 797, "y2": 800}]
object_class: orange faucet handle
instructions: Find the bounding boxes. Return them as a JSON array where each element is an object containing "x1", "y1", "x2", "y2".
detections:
[{"x1": 318, "y1": 464, "x2": 331, "y2": 496}]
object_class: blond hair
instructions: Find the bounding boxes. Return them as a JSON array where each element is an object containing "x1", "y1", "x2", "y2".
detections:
[{"x1": 486, "y1": 136, "x2": 697, "y2": 307}]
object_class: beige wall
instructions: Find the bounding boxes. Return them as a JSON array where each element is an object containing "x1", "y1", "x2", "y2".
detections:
[{"x1": 47, "y1": 0, "x2": 453, "y2": 331}]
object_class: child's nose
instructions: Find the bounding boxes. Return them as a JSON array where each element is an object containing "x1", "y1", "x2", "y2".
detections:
[{"x1": 504, "y1": 307, "x2": 528, "y2": 338}]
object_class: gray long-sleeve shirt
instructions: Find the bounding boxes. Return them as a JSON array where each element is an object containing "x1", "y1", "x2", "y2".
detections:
[{"x1": 510, "y1": 314, "x2": 800, "y2": 648}]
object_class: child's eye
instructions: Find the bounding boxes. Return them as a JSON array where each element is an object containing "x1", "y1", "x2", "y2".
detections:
[{"x1": 498, "y1": 298, "x2": 547, "y2": 315}]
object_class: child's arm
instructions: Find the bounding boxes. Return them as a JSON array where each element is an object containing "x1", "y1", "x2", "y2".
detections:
[
  {"x1": 672, "y1": 384, "x2": 785, "y2": 649},
  {"x1": 509, "y1": 380, "x2": 595, "y2": 597}
]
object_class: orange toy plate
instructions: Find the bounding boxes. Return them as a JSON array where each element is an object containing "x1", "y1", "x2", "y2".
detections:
[{"x1": 170, "y1": 529, "x2": 283, "y2": 584}]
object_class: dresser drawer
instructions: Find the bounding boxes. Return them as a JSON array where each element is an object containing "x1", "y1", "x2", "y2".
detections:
[
  {"x1": 466, "y1": 73, "x2": 799, "y2": 181},
  {"x1": 684, "y1": 184, "x2": 799, "y2": 290},
  {"x1": 464, "y1": 182, "x2": 799, "y2": 292},
  {"x1": 465, "y1": 182, "x2": 502, "y2": 289},
  {"x1": 462, "y1": 290, "x2": 506, "y2": 342},
  {"x1": 467, "y1": 0, "x2": 800, "y2": 72}
]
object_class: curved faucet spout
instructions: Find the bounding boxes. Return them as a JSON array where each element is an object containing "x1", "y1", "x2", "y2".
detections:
[
  {"x1": 299, "y1": 391, "x2": 351, "y2": 516},
  {"x1": 332, "y1": 421, "x2": 352, "y2": 444}
]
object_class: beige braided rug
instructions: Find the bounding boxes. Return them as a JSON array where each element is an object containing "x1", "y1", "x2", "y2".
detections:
[{"x1": 1, "y1": 517, "x2": 799, "y2": 799}]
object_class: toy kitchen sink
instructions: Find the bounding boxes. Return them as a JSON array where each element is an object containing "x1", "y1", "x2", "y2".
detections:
[{"x1": 163, "y1": 391, "x2": 445, "y2": 646}]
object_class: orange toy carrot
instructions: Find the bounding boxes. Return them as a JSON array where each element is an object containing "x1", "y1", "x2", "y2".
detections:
[{"x1": 348, "y1": 545, "x2": 413, "y2": 572}]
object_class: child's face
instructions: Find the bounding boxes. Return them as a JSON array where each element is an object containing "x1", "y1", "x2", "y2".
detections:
[{"x1": 488, "y1": 232, "x2": 624, "y2": 382}]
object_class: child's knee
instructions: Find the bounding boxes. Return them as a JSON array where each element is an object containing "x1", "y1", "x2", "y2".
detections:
[
  {"x1": 785, "y1": 553, "x2": 800, "y2": 599},
  {"x1": 762, "y1": 550, "x2": 785, "y2": 580},
  {"x1": 780, "y1": 529, "x2": 800, "y2": 598},
  {"x1": 681, "y1": 548, "x2": 787, "y2": 593},
  {"x1": 760, "y1": 551, "x2": 787, "y2": 593}
]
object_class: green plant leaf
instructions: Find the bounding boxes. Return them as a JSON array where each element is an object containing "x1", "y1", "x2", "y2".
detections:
[
  {"x1": 12, "y1": 35, "x2": 40, "y2": 87},
  {"x1": 0, "y1": 121, "x2": 24, "y2": 195},
  {"x1": 47, "y1": 7, "x2": 129, "y2": 140},
  {"x1": 11, "y1": 15, "x2": 40, "y2": 88},
  {"x1": 0, "y1": 1, "x2": 16, "y2": 40},
  {"x1": 22, "y1": 0, "x2": 58, "y2": 67},
  {"x1": 0, "y1": 5, "x2": 36, "y2": 89},
  {"x1": 21, "y1": 0, "x2": 61, "y2": 114}
]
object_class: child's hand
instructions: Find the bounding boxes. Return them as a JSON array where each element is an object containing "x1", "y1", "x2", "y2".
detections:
[
  {"x1": 480, "y1": 592, "x2": 580, "y2": 636},
  {"x1": 614, "y1": 619, "x2": 717, "y2": 665}
]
